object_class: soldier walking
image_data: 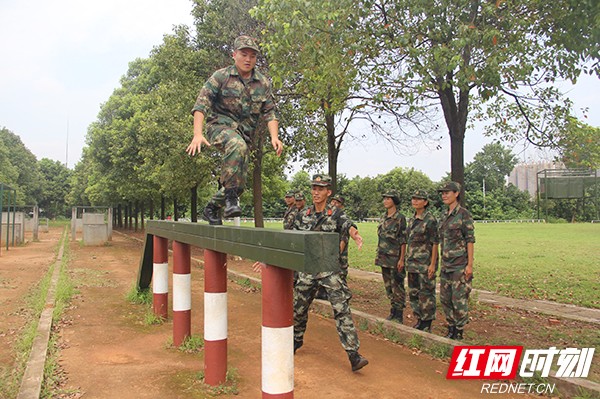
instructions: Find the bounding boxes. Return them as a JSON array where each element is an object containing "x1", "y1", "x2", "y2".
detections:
[
  {"x1": 375, "y1": 190, "x2": 407, "y2": 323},
  {"x1": 292, "y1": 174, "x2": 368, "y2": 372},
  {"x1": 186, "y1": 35, "x2": 283, "y2": 225},
  {"x1": 405, "y1": 190, "x2": 439, "y2": 332},
  {"x1": 438, "y1": 182, "x2": 475, "y2": 340}
]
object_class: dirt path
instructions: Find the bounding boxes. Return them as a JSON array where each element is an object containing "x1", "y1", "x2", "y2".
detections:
[{"x1": 47, "y1": 228, "x2": 538, "y2": 399}]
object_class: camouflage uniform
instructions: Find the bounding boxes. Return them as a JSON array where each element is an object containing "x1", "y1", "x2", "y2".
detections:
[
  {"x1": 293, "y1": 203, "x2": 361, "y2": 353},
  {"x1": 406, "y1": 211, "x2": 439, "y2": 322},
  {"x1": 375, "y1": 210, "x2": 407, "y2": 312},
  {"x1": 283, "y1": 205, "x2": 297, "y2": 230},
  {"x1": 191, "y1": 64, "x2": 277, "y2": 206},
  {"x1": 438, "y1": 204, "x2": 475, "y2": 329}
]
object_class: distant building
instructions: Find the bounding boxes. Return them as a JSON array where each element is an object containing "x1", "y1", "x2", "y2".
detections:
[{"x1": 508, "y1": 162, "x2": 564, "y2": 197}]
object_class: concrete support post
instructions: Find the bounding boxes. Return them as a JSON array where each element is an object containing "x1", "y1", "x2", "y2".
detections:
[
  {"x1": 172, "y1": 241, "x2": 191, "y2": 347},
  {"x1": 71, "y1": 207, "x2": 76, "y2": 241},
  {"x1": 33, "y1": 205, "x2": 39, "y2": 241},
  {"x1": 261, "y1": 264, "x2": 294, "y2": 399},
  {"x1": 152, "y1": 236, "x2": 169, "y2": 320},
  {"x1": 107, "y1": 207, "x2": 113, "y2": 241},
  {"x1": 203, "y1": 249, "x2": 228, "y2": 386}
]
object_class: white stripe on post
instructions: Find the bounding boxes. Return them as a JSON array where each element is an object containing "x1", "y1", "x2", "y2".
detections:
[
  {"x1": 204, "y1": 292, "x2": 228, "y2": 341},
  {"x1": 172, "y1": 273, "x2": 191, "y2": 311},
  {"x1": 262, "y1": 326, "x2": 294, "y2": 395}
]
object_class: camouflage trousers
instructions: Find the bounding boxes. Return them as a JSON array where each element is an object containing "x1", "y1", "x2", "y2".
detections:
[
  {"x1": 407, "y1": 271, "x2": 436, "y2": 322},
  {"x1": 207, "y1": 126, "x2": 249, "y2": 206},
  {"x1": 294, "y1": 271, "x2": 360, "y2": 352},
  {"x1": 439, "y1": 269, "x2": 472, "y2": 329},
  {"x1": 381, "y1": 266, "x2": 406, "y2": 311}
]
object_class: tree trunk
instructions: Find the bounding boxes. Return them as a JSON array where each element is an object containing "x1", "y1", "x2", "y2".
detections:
[
  {"x1": 191, "y1": 185, "x2": 198, "y2": 223},
  {"x1": 173, "y1": 198, "x2": 178, "y2": 221},
  {"x1": 161, "y1": 195, "x2": 166, "y2": 220},
  {"x1": 438, "y1": 82, "x2": 470, "y2": 204},
  {"x1": 128, "y1": 201, "x2": 133, "y2": 230},
  {"x1": 134, "y1": 200, "x2": 139, "y2": 232},
  {"x1": 325, "y1": 112, "x2": 339, "y2": 194},
  {"x1": 117, "y1": 204, "x2": 122, "y2": 228},
  {"x1": 141, "y1": 201, "x2": 145, "y2": 230},
  {"x1": 149, "y1": 201, "x2": 154, "y2": 220}
]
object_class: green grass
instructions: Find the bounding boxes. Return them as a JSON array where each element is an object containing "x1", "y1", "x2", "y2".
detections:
[{"x1": 242, "y1": 221, "x2": 600, "y2": 309}]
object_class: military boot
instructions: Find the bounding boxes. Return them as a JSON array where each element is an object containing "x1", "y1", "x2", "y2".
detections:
[
  {"x1": 416, "y1": 319, "x2": 432, "y2": 332},
  {"x1": 444, "y1": 325, "x2": 456, "y2": 339},
  {"x1": 386, "y1": 308, "x2": 403, "y2": 323},
  {"x1": 453, "y1": 328, "x2": 464, "y2": 340},
  {"x1": 293, "y1": 340, "x2": 303, "y2": 354},
  {"x1": 348, "y1": 351, "x2": 369, "y2": 372},
  {"x1": 203, "y1": 202, "x2": 222, "y2": 225},
  {"x1": 413, "y1": 319, "x2": 422, "y2": 329},
  {"x1": 223, "y1": 188, "x2": 242, "y2": 218}
]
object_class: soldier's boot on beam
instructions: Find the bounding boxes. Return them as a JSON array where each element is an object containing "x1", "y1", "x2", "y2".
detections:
[
  {"x1": 203, "y1": 202, "x2": 223, "y2": 225},
  {"x1": 224, "y1": 188, "x2": 242, "y2": 218},
  {"x1": 348, "y1": 351, "x2": 369, "y2": 372},
  {"x1": 416, "y1": 319, "x2": 432, "y2": 332}
]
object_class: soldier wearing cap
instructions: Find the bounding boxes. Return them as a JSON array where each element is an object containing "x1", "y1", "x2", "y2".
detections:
[
  {"x1": 405, "y1": 189, "x2": 439, "y2": 332},
  {"x1": 330, "y1": 194, "x2": 345, "y2": 209},
  {"x1": 283, "y1": 190, "x2": 297, "y2": 230},
  {"x1": 294, "y1": 191, "x2": 306, "y2": 212},
  {"x1": 187, "y1": 35, "x2": 284, "y2": 225},
  {"x1": 375, "y1": 190, "x2": 407, "y2": 323},
  {"x1": 437, "y1": 181, "x2": 475, "y2": 340},
  {"x1": 292, "y1": 174, "x2": 368, "y2": 372}
]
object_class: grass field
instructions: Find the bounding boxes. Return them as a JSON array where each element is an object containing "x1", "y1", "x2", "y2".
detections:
[{"x1": 242, "y1": 221, "x2": 600, "y2": 309}]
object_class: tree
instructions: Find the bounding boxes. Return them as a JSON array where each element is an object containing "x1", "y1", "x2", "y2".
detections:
[
  {"x1": 253, "y1": 0, "x2": 435, "y2": 193},
  {"x1": 464, "y1": 143, "x2": 518, "y2": 193},
  {"x1": 362, "y1": 0, "x2": 598, "y2": 199},
  {"x1": 38, "y1": 158, "x2": 72, "y2": 218},
  {"x1": 556, "y1": 118, "x2": 600, "y2": 169},
  {"x1": 0, "y1": 127, "x2": 42, "y2": 204}
]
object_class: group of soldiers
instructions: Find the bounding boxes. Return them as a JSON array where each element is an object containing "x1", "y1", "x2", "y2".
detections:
[
  {"x1": 280, "y1": 175, "x2": 475, "y2": 371},
  {"x1": 373, "y1": 181, "x2": 475, "y2": 342},
  {"x1": 187, "y1": 34, "x2": 475, "y2": 372}
]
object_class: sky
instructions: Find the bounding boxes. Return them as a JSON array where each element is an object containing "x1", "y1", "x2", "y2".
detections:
[{"x1": 1, "y1": 0, "x2": 598, "y2": 182}]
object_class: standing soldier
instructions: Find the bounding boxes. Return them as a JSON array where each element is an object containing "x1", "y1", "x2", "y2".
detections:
[
  {"x1": 438, "y1": 181, "x2": 475, "y2": 340},
  {"x1": 375, "y1": 190, "x2": 407, "y2": 323},
  {"x1": 293, "y1": 174, "x2": 368, "y2": 372},
  {"x1": 294, "y1": 191, "x2": 306, "y2": 212},
  {"x1": 405, "y1": 190, "x2": 439, "y2": 332},
  {"x1": 283, "y1": 190, "x2": 297, "y2": 230},
  {"x1": 186, "y1": 35, "x2": 284, "y2": 225},
  {"x1": 330, "y1": 194, "x2": 345, "y2": 209}
]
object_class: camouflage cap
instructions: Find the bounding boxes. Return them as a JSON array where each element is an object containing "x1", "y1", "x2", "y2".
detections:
[
  {"x1": 382, "y1": 190, "x2": 400, "y2": 204},
  {"x1": 285, "y1": 190, "x2": 296, "y2": 198},
  {"x1": 438, "y1": 181, "x2": 461, "y2": 192},
  {"x1": 411, "y1": 189, "x2": 429, "y2": 200},
  {"x1": 331, "y1": 194, "x2": 345, "y2": 205},
  {"x1": 294, "y1": 192, "x2": 305, "y2": 201},
  {"x1": 234, "y1": 35, "x2": 259, "y2": 52},
  {"x1": 311, "y1": 174, "x2": 332, "y2": 187}
]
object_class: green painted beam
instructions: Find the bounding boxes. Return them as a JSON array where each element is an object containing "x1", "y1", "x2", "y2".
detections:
[{"x1": 137, "y1": 221, "x2": 340, "y2": 289}]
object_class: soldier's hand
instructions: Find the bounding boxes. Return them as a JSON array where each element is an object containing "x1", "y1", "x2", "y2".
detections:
[
  {"x1": 353, "y1": 233, "x2": 363, "y2": 250},
  {"x1": 271, "y1": 137, "x2": 283, "y2": 156},
  {"x1": 427, "y1": 264, "x2": 436, "y2": 279},
  {"x1": 397, "y1": 260, "x2": 405, "y2": 271},
  {"x1": 186, "y1": 135, "x2": 211, "y2": 156},
  {"x1": 464, "y1": 264, "x2": 473, "y2": 281}
]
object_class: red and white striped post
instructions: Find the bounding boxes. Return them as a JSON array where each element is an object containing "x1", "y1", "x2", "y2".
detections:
[
  {"x1": 152, "y1": 236, "x2": 169, "y2": 319},
  {"x1": 172, "y1": 241, "x2": 191, "y2": 346},
  {"x1": 203, "y1": 249, "x2": 228, "y2": 386},
  {"x1": 261, "y1": 264, "x2": 294, "y2": 399}
]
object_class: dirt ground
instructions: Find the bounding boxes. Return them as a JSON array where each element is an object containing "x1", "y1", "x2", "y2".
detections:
[{"x1": 2, "y1": 226, "x2": 591, "y2": 398}]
